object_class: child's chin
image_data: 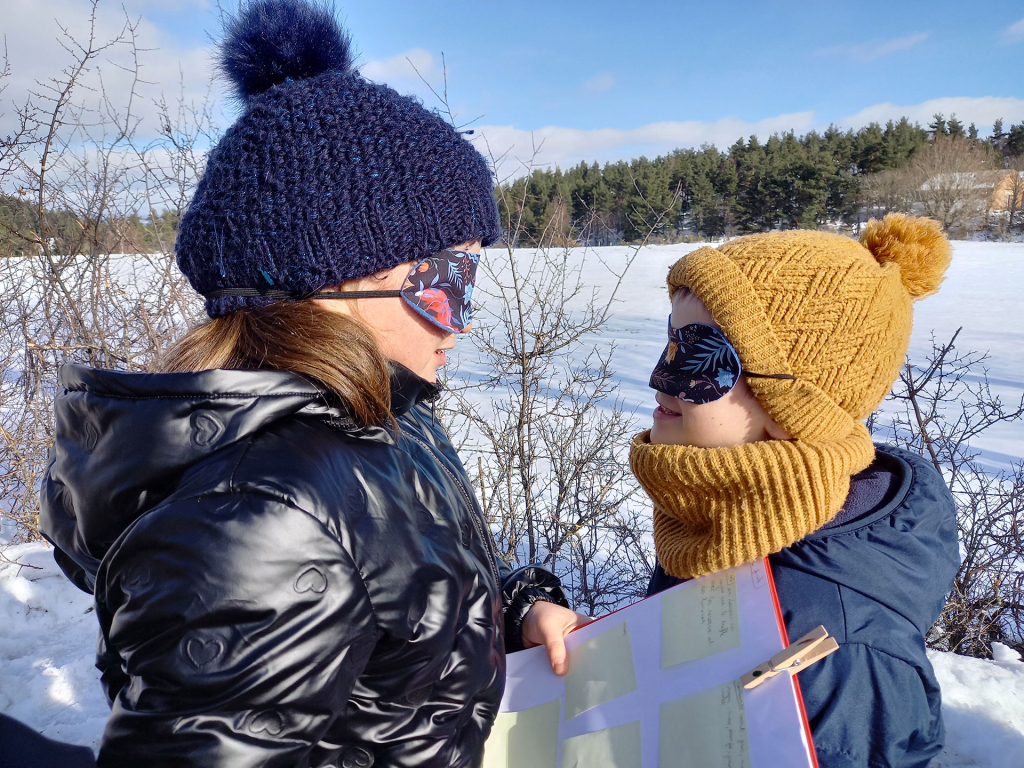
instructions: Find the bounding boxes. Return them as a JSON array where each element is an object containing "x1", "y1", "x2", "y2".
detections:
[{"x1": 650, "y1": 421, "x2": 686, "y2": 446}]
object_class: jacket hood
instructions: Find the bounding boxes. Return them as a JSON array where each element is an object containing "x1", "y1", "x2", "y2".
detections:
[{"x1": 39, "y1": 362, "x2": 439, "y2": 592}]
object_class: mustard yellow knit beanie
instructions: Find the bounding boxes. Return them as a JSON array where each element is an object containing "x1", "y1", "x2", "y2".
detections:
[{"x1": 666, "y1": 214, "x2": 952, "y2": 440}]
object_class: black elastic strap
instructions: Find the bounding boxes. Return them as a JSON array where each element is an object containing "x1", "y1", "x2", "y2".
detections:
[
  {"x1": 306, "y1": 290, "x2": 403, "y2": 300},
  {"x1": 207, "y1": 288, "x2": 301, "y2": 299},
  {"x1": 207, "y1": 288, "x2": 403, "y2": 301}
]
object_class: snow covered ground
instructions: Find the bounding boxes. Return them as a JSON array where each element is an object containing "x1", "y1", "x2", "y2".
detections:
[
  {"x1": 1, "y1": 241, "x2": 1023, "y2": 762},
  {"x1": 930, "y1": 648, "x2": 1024, "y2": 768},
  {"x1": 3, "y1": 539, "x2": 1023, "y2": 764},
  {"x1": 0, "y1": 544, "x2": 108, "y2": 750}
]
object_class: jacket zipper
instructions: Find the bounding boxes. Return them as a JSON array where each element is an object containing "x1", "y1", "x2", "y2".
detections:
[{"x1": 407, "y1": 432, "x2": 502, "y2": 591}]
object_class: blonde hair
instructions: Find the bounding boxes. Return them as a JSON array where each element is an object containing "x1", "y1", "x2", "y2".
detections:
[{"x1": 161, "y1": 301, "x2": 394, "y2": 428}]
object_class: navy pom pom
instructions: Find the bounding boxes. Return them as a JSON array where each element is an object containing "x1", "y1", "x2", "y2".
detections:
[{"x1": 220, "y1": 0, "x2": 354, "y2": 102}]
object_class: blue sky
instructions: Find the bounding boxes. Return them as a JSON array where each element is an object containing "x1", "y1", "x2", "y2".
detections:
[
  {"x1": 5, "y1": 0, "x2": 1024, "y2": 176},
  {"x1": 338, "y1": 0, "x2": 1023, "y2": 129}
]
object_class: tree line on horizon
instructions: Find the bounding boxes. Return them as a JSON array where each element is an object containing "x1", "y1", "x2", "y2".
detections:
[
  {"x1": 3, "y1": 116, "x2": 1023, "y2": 258},
  {"x1": 498, "y1": 116, "x2": 1024, "y2": 245}
]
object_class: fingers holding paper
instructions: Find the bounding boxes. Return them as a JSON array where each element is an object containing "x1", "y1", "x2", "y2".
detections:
[{"x1": 521, "y1": 601, "x2": 594, "y2": 676}]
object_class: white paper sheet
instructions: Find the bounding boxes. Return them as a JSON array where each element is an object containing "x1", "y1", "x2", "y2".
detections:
[{"x1": 484, "y1": 559, "x2": 816, "y2": 768}]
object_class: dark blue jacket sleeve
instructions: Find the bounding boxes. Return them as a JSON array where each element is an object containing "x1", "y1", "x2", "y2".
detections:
[
  {"x1": 0, "y1": 713, "x2": 96, "y2": 768},
  {"x1": 795, "y1": 643, "x2": 944, "y2": 768},
  {"x1": 770, "y1": 444, "x2": 959, "y2": 768}
]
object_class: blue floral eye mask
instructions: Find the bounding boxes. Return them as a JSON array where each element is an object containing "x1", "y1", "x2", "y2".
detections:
[{"x1": 649, "y1": 317, "x2": 795, "y2": 404}]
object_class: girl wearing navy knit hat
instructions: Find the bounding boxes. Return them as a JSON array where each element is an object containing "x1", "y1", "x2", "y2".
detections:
[{"x1": 38, "y1": 2, "x2": 588, "y2": 765}]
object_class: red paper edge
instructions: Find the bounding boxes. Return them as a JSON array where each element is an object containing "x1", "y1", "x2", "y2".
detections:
[{"x1": 763, "y1": 557, "x2": 820, "y2": 768}]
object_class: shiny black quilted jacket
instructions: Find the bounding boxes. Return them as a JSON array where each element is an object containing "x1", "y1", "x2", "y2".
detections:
[{"x1": 40, "y1": 363, "x2": 566, "y2": 768}]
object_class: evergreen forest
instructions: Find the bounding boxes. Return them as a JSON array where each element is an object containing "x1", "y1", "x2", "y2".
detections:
[
  {"x1": 3, "y1": 115, "x2": 1023, "y2": 256},
  {"x1": 498, "y1": 116, "x2": 1024, "y2": 245}
]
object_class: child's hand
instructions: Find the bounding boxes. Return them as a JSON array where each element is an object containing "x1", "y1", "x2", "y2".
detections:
[{"x1": 521, "y1": 601, "x2": 593, "y2": 676}]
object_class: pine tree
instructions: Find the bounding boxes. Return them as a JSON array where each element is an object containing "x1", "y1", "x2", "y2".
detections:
[
  {"x1": 733, "y1": 135, "x2": 773, "y2": 232},
  {"x1": 620, "y1": 157, "x2": 677, "y2": 241},
  {"x1": 822, "y1": 126, "x2": 858, "y2": 222},
  {"x1": 854, "y1": 122, "x2": 886, "y2": 173},
  {"x1": 881, "y1": 118, "x2": 928, "y2": 168},
  {"x1": 990, "y1": 119, "x2": 1006, "y2": 157},
  {"x1": 688, "y1": 171, "x2": 724, "y2": 236},
  {"x1": 929, "y1": 113, "x2": 948, "y2": 138},
  {"x1": 716, "y1": 154, "x2": 739, "y2": 233},
  {"x1": 789, "y1": 131, "x2": 830, "y2": 228},
  {"x1": 947, "y1": 115, "x2": 965, "y2": 139},
  {"x1": 1006, "y1": 123, "x2": 1024, "y2": 159},
  {"x1": 667, "y1": 148, "x2": 696, "y2": 232}
]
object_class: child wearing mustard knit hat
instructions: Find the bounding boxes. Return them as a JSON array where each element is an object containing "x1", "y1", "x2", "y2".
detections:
[{"x1": 632, "y1": 214, "x2": 960, "y2": 768}]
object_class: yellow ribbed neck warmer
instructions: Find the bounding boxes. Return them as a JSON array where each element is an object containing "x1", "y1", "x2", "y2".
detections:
[{"x1": 629, "y1": 424, "x2": 876, "y2": 579}]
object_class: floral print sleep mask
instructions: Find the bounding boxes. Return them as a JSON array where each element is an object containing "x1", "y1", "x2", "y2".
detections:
[
  {"x1": 649, "y1": 317, "x2": 795, "y2": 404},
  {"x1": 399, "y1": 249, "x2": 479, "y2": 334},
  {"x1": 213, "y1": 248, "x2": 482, "y2": 334}
]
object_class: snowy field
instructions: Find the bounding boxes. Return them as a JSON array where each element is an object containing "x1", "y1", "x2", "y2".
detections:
[{"x1": 1, "y1": 241, "x2": 1023, "y2": 763}]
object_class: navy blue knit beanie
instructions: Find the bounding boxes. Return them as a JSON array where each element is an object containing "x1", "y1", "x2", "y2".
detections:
[{"x1": 176, "y1": 0, "x2": 501, "y2": 318}]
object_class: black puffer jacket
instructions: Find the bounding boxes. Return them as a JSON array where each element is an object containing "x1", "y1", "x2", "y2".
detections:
[{"x1": 39, "y1": 362, "x2": 566, "y2": 768}]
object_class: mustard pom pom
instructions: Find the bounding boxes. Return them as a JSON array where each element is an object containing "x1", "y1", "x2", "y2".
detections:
[{"x1": 859, "y1": 213, "x2": 951, "y2": 299}]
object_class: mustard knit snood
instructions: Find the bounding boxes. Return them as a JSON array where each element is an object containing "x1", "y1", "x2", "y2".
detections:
[{"x1": 629, "y1": 425, "x2": 876, "y2": 579}]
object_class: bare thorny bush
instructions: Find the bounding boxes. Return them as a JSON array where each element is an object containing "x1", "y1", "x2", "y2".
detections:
[
  {"x1": 0, "y1": 1, "x2": 209, "y2": 546},
  {"x1": 872, "y1": 330, "x2": 1024, "y2": 658},
  {"x1": 437, "y1": 128, "x2": 679, "y2": 615}
]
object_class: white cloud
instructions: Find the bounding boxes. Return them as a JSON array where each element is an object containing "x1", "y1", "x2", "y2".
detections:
[
  {"x1": 816, "y1": 31, "x2": 929, "y2": 63},
  {"x1": 835, "y1": 96, "x2": 1024, "y2": 132},
  {"x1": 358, "y1": 49, "x2": 477, "y2": 123},
  {"x1": 0, "y1": 0, "x2": 223, "y2": 140},
  {"x1": 474, "y1": 112, "x2": 817, "y2": 181},
  {"x1": 1002, "y1": 18, "x2": 1024, "y2": 43},
  {"x1": 360, "y1": 49, "x2": 437, "y2": 84},
  {"x1": 581, "y1": 73, "x2": 615, "y2": 95},
  {"x1": 475, "y1": 96, "x2": 1024, "y2": 180},
  {"x1": 0, "y1": 5, "x2": 446, "y2": 150},
  {"x1": 124, "y1": 0, "x2": 209, "y2": 10}
]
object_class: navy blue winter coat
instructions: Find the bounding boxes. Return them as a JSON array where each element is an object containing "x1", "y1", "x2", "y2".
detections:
[{"x1": 649, "y1": 443, "x2": 960, "y2": 768}]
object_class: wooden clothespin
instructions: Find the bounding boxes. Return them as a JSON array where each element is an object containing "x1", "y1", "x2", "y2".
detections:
[{"x1": 740, "y1": 625, "x2": 839, "y2": 690}]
